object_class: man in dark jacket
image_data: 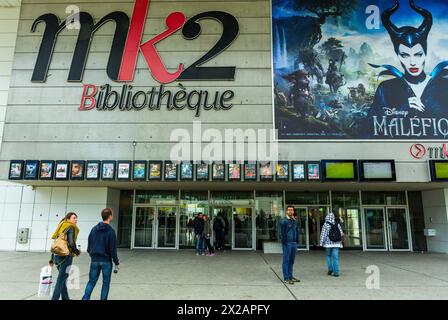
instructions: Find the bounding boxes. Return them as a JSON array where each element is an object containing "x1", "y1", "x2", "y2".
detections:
[
  {"x1": 280, "y1": 206, "x2": 300, "y2": 285},
  {"x1": 82, "y1": 208, "x2": 120, "y2": 300},
  {"x1": 194, "y1": 213, "x2": 205, "y2": 255}
]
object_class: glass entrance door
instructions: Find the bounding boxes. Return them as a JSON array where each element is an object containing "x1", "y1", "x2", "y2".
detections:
[
  {"x1": 156, "y1": 207, "x2": 178, "y2": 248},
  {"x1": 308, "y1": 207, "x2": 327, "y2": 250},
  {"x1": 363, "y1": 207, "x2": 411, "y2": 251},
  {"x1": 363, "y1": 208, "x2": 387, "y2": 250},
  {"x1": 386, "y1": 208, "x2": 411, "y2": 251},
  {"x1": 132, "y1": 205, "x2": 178, "y2": 249},
  {"x1": 294, "y1": 207, "x2": 308, "y2": 249},
  {"x1": 232, "y1": 207, "x2": 254, "y2": 250},
  {"x1": 132, "y1": 206, "x2": 155, "y2": 248}
]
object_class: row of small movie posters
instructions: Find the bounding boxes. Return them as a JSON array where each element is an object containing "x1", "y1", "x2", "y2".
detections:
[{"x1": 8, "y1": 160, "x2": 322, "y2": 182}]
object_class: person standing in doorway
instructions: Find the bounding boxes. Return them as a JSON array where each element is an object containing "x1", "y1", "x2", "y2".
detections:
[
  {"x1": 213, "y1": 212, "x2": 226, "y2": 251},
  {"x1": 194, "y1": 213, "x2": 205, "y2": 255},
  {"x1": 320, "y1": 208, "x2": 344, "y2": 277},
  {"x1": 280, "y1": 206, "x2": 300, "y2": 285},
  {"x1": 50, "y1": 212, "x2": 81, "y2": 300},
  {"x1": 82, "y1": 208, "x2": 120, "y2": 300},
  {"x1": 203, "y1": 215, "x2": 215, "y2": 256}
]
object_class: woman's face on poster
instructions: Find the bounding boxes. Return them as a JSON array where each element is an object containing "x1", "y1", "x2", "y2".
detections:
[{"x1": 398, "y1": 43, "x2": 426, "y2": 77}]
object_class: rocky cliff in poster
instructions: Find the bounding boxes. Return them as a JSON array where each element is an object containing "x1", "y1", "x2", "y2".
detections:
[{"x1": 272, "y1": 0, "x2": 448, "y2": 140}]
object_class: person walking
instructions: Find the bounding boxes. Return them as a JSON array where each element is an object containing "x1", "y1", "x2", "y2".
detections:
[
  {"x1": 194, "y1": 213, "x2": 205, "y2": 255},
  {"x1": 319, "y1": 208, "x2": 344, "y2": 277},
  {"x1": 82, "y1": 208, "x2": 120, "y2": 300},
  {"x1": 280, "y1": 206, "x2": 300, "y2": 285},
  {"x1": 203, "y1": 215, "x2": 215, "y2": 256},
  {"x1": 50, "y1": 212, "x2": 81, "y2": 300},
  {"x1": 213, "y1": 212, "x2": 226, "y2": 251}
]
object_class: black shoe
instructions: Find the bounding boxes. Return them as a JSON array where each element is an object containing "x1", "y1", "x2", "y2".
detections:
[
  {"x1": 328, "y1": 271, "x2": 333, "y2": 276},
  {"x1": 333, "y1": 273, "x2": 340, "y2": 277},
  {"x1": 291, "y1": 277, "x2": 301, "y2": 283}
]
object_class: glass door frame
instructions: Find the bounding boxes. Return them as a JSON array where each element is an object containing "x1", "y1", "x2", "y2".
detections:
[
  {"x1": 131, "y1": 204, "x2": 180, "y2": 250},
  {"x1": 385, "y1": 206, "x2": 413, "y2": 252},
  {"x1": 361, "y1": 205, "x2": 412, "y2": 252},
  {"x1": 361, "y1": 206, "x2": 388, "y2": 252},
  {"x1": 231, "y1": 206, "x2": 256, "y2": 251},
  {"x1": 211, "y1": 206, "x2": 233, "y2": 250},
  {"x1": 131, "y1": 205, "x2": 156, "y2": 249}
]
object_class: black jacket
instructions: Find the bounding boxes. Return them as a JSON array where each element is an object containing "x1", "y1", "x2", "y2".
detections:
[
  {"x1": 194, "y1": 217, "x2": 205, "y2": 235},
  {"x1": 66, "y1": 227, "x2": 80, "y2": 256}
]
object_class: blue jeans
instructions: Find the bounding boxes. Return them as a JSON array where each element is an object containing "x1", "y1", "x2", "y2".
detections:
[
  {"x1": 51, "y1": 255, "x2": 73, "y2": 300},
  {"x1": 82, "y1": 261, "x2": 113, "y2": 300},
  {"x1": 195, "y1": 234, "x2": 205, "y2": 254},
  {"x1": 325, "y1": 247, "x2": 340, "y2": 275},
  {"x1": 282, "y1": 242, "x2": 298, "y2": 281}
]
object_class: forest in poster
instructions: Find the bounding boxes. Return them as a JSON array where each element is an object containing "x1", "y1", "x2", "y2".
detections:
[{"x1": 272, "y1": 0, "x2": 448, "y2": 139}]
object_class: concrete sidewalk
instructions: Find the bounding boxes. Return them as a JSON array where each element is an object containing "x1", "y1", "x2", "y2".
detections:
[{"x1": 0, "y1": 250, "x2": 447, "y2": 300}]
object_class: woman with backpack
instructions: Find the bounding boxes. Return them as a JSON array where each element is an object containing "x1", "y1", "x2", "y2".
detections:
[
  {"x1": 49, "y1": 212, "x2": 81, "y2": 300},
  {"x1": 319, "y1": 208, "x2": 344, "y2": 277}
]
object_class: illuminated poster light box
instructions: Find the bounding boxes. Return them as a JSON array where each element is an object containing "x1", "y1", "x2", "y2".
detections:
[
  {"x1": 322, "y1": 160, "x2": 358, "y2": 181},
  {"x1": 360, "y1": 160, "x2": 396, "y2": 181},
  {"x1": 429, "y1": 160, "x2": 448, "y2": 181}
]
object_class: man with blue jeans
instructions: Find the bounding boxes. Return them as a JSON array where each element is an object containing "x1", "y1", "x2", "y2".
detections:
[
  {"x1": 194, "y1": 213, "x2": 205, "y2": 255},
  {"x1": 280, "y1": 206, "x2": 300, "y2": 285},
  {"x1": 82, "y1": 208, "x2": 120, "y2": 300}
]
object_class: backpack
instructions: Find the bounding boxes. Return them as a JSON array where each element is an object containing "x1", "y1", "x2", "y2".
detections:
[
  {"x1": 213, "y1": 218, "x2": 223, "y2": 232},
  {"x1": 328, "y1": 221, "x2": 342, "y2": 242}
]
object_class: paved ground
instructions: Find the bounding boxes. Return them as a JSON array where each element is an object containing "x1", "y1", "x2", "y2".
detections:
[{"x1": 0, "y1": 250, "x2": 447, "y2": 300}]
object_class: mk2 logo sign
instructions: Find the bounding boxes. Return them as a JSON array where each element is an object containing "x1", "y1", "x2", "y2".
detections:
[{"x1": 31, "y1": 0, "x2": 239, "y2": 84}]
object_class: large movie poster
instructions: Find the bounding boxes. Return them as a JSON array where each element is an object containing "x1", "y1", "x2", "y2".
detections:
[{"x1": 272, "y1": 0, "x2": 448, "y2": 140}]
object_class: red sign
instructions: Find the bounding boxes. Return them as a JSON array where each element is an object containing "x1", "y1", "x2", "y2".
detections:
[{"x1": 410, "y1": 144, "x2": 427, "y2": 159}]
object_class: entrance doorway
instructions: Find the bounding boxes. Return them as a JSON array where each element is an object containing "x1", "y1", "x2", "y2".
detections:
[
  {"x1": 131, "y1": 205, "x2": 179, "y2": 249},
  {"x1": 211, "y1": 206, "x2": 255, "y2": 250},
  {"x1": 290, "y1": 206, "x2": 329, "y2": 250},
  {"x1": 362, "y1": 207, "x2": 412, "y2": 251}
]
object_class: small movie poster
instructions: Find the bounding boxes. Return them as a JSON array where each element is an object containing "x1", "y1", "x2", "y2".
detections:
[
  {"x1": 196, "y1": 163, "x2": 209, "y2": 181},
  {"x1": 55, "y1": 161, "x2": 70, "y2": 180},
  {"x1": 228, "y1": 163, "x2": 242, "y2": 181},
  {"x1": 9, "y1": 160, "x2": 24, "y2": 180},
  {"x1": 148, "y1": 161, "x2": 162, "y2": 180},
  {"x1": 24, "y1": 161, "x2": 39, "y2": 180},
  {"x1": 86, "y1": 161, "x2": 100, "y2": 180},
  {"x1": 276, "y1": 162, "x2": 290, "y2": 181},
  {"x1": 212, "y1": 163, "x2": 225, "y2": 180},
  {"x1": 164, "y1": 162, "x2": 178, "y2": 180},
  {"x1": 307, "y1": 162, "x2": 321, "y2": 181},
  {"x1": 117, "y1": 162, "x2": 131, "y2": 180},
  {"x1": 40, "y1": 161, "x2": 54, "y2": 180},
  {"x1": 132, "y1": 161, "x2": 146, "y2": 181},
  {"x1": 181, "y1": 162, "x2": 193, "y2": 180},
  {"x1": 292, "y1": 162, "x2": 305, "y2": 181},
  {"x1": 259, "y1": 162, "x2": 274, "y2": 181},
  {"x1": 244, "y1": 163, "x2": 257, "y2": 181},
  {"x1": 102, "y1": 161, "x2": 116, "y2": 180},
  {"x1": 70, "y1": 161, "x2": 85, "y2": 180}
]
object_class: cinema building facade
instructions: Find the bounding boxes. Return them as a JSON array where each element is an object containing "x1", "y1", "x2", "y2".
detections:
[{"x1": 0, "y1": 0, "x2": 447, "y2": 254}]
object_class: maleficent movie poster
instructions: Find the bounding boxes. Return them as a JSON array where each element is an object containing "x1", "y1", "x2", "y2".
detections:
[{"x1": 272, "y1": 0, "x2": 448, "y2": 140}]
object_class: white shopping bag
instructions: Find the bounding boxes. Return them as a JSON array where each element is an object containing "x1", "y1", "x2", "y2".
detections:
[{"x1": 38, "y1": 265, "x2": 53, "y2": 298}]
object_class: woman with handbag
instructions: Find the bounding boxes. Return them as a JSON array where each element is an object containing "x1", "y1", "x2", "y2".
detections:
[{"x1": 49, "y1": 212, "x2": 81, "y2": 300}]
